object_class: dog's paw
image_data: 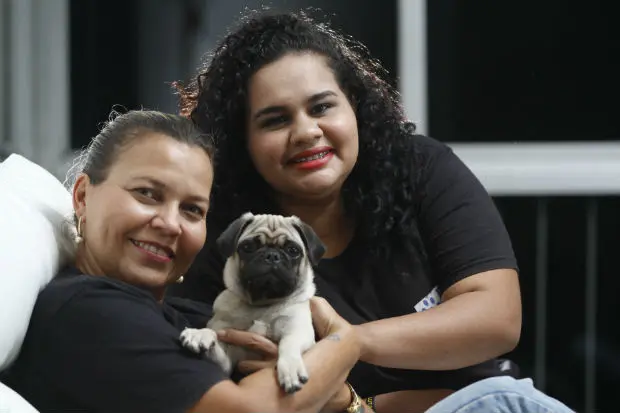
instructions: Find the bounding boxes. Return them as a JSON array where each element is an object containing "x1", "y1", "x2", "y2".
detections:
[
  {"x1": 277, "y1": 354, "x2": 309, "y2": 394},
  {"x1": 180, "y1": 328, "x2": 218, "y2": 354}
]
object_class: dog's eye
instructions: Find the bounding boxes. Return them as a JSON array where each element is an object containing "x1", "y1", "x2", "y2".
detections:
[
  {"x1": 239, "y1": 241, "x2": 257, "y2": 254},
  {"x1": 286, "y1": 244, "x2": 301, "y2": 257}
]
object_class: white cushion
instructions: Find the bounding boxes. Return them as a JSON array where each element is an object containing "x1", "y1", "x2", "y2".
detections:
[
  {"x1": 0, "y1": 381, "x2": 39, "y2": 412},
  {"x1": 0, "y1": 154, "x2": 74, "y2": 371}
]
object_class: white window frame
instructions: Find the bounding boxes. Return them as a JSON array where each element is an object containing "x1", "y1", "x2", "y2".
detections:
[
  {"x1": 2, "y1": 0, "x2": 71, "y2": 177},
  {"x1": 399, "y1": 2, "x2": 611, "y2": 411}
]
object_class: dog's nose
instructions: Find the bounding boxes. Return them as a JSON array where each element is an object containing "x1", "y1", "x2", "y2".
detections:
[{"x1": 264, "y1": 251, "x2": 281, "y2": 264}]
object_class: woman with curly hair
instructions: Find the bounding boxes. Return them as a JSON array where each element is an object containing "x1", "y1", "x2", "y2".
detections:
[{"x1": 170, "y1": 9, "x2": 574, "y2": 413}]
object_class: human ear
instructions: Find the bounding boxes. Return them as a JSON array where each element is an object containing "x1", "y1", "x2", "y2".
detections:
[{"x1": 72, "y1": 173, "x2": 90, "y2": 218}]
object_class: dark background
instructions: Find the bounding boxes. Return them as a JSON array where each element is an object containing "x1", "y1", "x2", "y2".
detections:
[{"x1": 69, "y1": 1, "x2": 619, "y2": 411}]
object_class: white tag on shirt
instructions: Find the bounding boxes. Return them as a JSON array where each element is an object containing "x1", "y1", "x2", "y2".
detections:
[{"x1": 414, "y1": 286, "x2": 441, "y2": 312}]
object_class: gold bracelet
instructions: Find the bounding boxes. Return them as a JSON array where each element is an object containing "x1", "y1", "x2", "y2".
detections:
[{"x1": 344, "y1": 382, "x2": 363, "y2": 413}]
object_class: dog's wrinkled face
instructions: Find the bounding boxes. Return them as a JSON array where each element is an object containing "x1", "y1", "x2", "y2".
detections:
[{"x1": 218, "y1": 212, "x2": 325, "y2": 305}]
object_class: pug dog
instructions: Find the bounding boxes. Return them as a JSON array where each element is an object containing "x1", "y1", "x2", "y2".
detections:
[{"x1": 180, "y1": 212, "x2": 326, "y2": 393}]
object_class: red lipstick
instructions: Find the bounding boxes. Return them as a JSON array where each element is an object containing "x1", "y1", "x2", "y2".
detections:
[{"x1": 288, "y1": 147, "x2": 334, "y2": 171}]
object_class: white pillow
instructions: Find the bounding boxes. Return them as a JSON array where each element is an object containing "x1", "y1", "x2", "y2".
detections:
[
  {"x1": 0, "y1": 154, "x2": 74, "y2": 371},
  {"x1": 0, "y1": 381, "x2": 39, "y2": 413}
]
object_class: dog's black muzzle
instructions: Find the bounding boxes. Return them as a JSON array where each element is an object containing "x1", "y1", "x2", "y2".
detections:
[{"x1": 239, "y1": 248, "x2": 300, "y2": 303}]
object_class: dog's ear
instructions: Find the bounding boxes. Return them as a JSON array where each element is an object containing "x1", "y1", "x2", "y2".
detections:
[
  {"x1": 293, "y1": 220, "x2": 326, "y2": 266},
  {"x1": 217, "y1": 212, "x2": 254, "y2": 258}
]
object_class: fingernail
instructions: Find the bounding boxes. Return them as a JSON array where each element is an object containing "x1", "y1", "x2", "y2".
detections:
[{"x1": 216, "y1": 330, "x2": 227, "y2": 338}]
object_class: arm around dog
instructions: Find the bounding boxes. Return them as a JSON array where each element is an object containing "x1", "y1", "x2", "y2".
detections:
[{"x1": 187, "y1": 297, "x2": 363, "y2": 413}]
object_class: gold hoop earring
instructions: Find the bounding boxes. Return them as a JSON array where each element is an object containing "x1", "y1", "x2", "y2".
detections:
[{"x1": 76, "y1": 216, "x2": 84, "y2": 242}]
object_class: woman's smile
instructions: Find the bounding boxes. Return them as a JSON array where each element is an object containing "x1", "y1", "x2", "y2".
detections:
[{"x1": 130, "y1": 239, "x2": 174, "y2": 263}]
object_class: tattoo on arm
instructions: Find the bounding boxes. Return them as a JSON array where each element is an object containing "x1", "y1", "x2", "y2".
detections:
[{"x1": 325, "y1": 333, "x2": 341, "y2": 341}]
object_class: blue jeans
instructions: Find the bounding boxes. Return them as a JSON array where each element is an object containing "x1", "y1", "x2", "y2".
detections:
[{"x1": 425, "y1": 376, "x2": 575, "y2": 413}]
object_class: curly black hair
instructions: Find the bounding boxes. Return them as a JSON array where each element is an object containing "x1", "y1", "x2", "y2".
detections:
[{"x1": 177, "y1": 9, "x2": 427, "y2": 268}]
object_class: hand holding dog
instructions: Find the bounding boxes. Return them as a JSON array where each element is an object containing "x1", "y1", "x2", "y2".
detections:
[
  {"x1": 216, "y1": 329, "x2": 278, "y2": 374},
  {"x1": 309, "y1": 296, "x2": 355, "y2": 341},
  {"x1": 224, "y1": 297, "x2": 360, "y2": 374}
]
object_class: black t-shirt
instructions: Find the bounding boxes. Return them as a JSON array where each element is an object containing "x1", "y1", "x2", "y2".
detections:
[
  {"x1": 168, "y1": 135, "x2": 521, "y2": 397},
  {"x1": 2, "y1": 267, "x2": 227, "y2": 413}
]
